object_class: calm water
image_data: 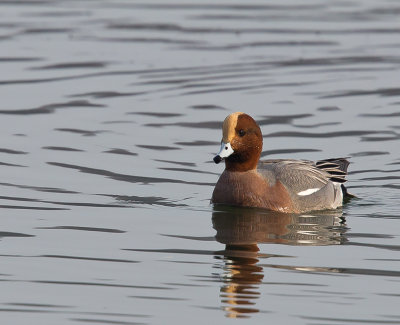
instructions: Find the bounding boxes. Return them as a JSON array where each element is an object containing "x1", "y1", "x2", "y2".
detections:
[{"x1": 1, "y1": 1, "x2": 400, "y2": 324}]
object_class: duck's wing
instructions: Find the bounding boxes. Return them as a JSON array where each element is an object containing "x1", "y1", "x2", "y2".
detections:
[{"x1": 257, "y1": 159, "x2": 347, "y2": 196}]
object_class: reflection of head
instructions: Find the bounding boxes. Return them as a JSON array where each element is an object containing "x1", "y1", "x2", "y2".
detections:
[
  {"x1": 219, "y1": 245, "x2": 263, "y2": 318},
  {"x1": 212, "y1": 206, "x2": 346, "y2": 246}
]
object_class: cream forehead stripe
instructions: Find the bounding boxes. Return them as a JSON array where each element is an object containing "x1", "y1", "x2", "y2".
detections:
[{"x1": 222, "y1": 112, "x2": 243, "y2": 143}]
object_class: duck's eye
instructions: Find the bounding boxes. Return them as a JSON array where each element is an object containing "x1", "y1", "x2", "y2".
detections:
[{"x1": 238, "y1": 129, "x2": 246, "y2": 137}]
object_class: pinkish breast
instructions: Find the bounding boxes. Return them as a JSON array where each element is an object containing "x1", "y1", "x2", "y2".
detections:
[{"x1": 211, "y1": 170, "x2": 295, "y2": 213}]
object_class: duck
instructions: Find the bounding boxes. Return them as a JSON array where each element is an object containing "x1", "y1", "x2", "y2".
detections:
[{"x1": 211, "y1": 112, "x2": 351, "y2": 213}]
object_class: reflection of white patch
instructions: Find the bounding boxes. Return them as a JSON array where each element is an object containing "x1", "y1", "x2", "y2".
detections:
[
  {"x1": 297, "y1": 188, "x2": 321, "y2": 196},
  {"x1": 216, "y1": 142, "x2": 234, "y2": 159},
  {"x1": 278, "y1": 206, "x2": 290, "y2": 213}
]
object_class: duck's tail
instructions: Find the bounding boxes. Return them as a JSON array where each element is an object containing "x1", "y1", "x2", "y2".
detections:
[
  {"x1": 316, "y1": 157, "x2": 349, "y2": 183},
  {"x1": 316, "y1": 157, "x2": 355, "y2": 200}
]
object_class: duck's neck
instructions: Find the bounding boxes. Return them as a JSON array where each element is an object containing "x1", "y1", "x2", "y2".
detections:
[{"x1": 225, "y1": 151, "x2": 260, "y2": 172}]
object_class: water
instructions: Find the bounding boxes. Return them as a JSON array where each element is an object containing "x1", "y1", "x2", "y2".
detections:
[{"x1": 0, "y1": 0, "x2": 399, "y2": 324}]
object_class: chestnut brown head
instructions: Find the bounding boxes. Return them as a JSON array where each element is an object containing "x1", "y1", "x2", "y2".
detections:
[{"x1": 214, "y1": 112, "x2": 263, "y2": 172}]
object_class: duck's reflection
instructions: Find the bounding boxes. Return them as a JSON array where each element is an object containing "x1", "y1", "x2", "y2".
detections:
[
  {"x1": 216, "y1": 244, "x2": 262, "y2": 318},
  {"x1": 212, "y1": 206, "x2": 346, "y2": 318}
]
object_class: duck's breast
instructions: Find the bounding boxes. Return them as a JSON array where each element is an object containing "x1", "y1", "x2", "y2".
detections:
[{"x1": 211, "y1": 170, "x2": 294, "y2": 212}]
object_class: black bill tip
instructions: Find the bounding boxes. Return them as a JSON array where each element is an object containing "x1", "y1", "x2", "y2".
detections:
[{"x1": 213, "y1": 155, "x2": 222, "y2": 164}]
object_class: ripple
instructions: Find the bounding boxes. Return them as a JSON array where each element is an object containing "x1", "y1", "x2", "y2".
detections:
[
  {"x1": 55, "y1": 128, "x2": 108, "y2": 136},
  {"x1": 5, "y1": 302, "x2": 72, "y2": 308},
  {"x1": 128, "y1": 112, "x2": 183, "y2": 118},
  {"x1": 123, "y1": 248, "x2": 217, "y2": 256},
  {"x1": 293, "y1": 121, "x2": 341, "y2": 128},
  {"x1": 261, "y1": 148, "x2": 320, "y2": 157},
  {"x1": 321, "y1": 87, "x2": 400, "y2": 98},
  {"x1": 189, "y1": 104, "x2": 225, "y2": 110},
  {"x1": 145, "y1": 121, "x2": 221, "y2": 129},
  {"x1": 31, "y1": 61, "x2": 110, "y2": 70},
  {"x1": 36, "y1": 226, "x2": 125, "y2": 233},
  {"x1": 22, "y1": 28, "x2": 73, "y2": 34},
  {"x1": 69, "y1": 318, "x2": 146, "y2": 324},
  {"x1": 0, "y1": 205, "x2": 67, "y2": 211},
  {"x1": 92, "y1": 36, "x2": 203, "y2": 45},
  {"x1": 103, "y1": 194, "x2": 187, "y2": 207},
  {"x1": 0, "y1": 193, "x2": 134, "y2": 209},
  {"x1": 174, "y1": 140, "x2": 218, "y2": 146},
  {"x1": 265, "y1": 130, "x2": 394, "y2": 138},
  {"x1": 31, "y1": 280, "x2": 171, "y2": 290},
  {"x1": 361, "y1": 135, "x2": 400, "y2": 142},
  {"x1": 263, "y1": 264, "x2": 400, "y2": 277},
  {"x1": 350, "y1": 151, "x2": 390, "y2": 157},
  {"x1": 70, "y1": 91, "x2": 144, "y2": 99},
  {"x1": 258, "y1": 114, "x2": 313, "y2": 125},
  {"x1": 301, "y1": 316, "x2": 400, "y2": 324},
  {"x1": 129, "y1": 295, "x2": 186, "y2": 301},
  {"x1": 317, "y1": 106, "x2": 341, "y2": 111},
  {"x1": 0, "y1": 57, "x2": 42, "y2": 62},
  {"x1": 0, "y1": 182, "x2": 78, "y2": 194},
  {"x1": 154, "y1": 159, "x2": 196, "y2": 167},
  {"x1": 146, "y1": 114, "x2": 314, "y2": 129},
  {"x1": 360, "y1": 112, "x2": 400, "y2": 118},
  {"x1": 47, "y1": 162, "x2": 212, "y2": 186},
  {"x1": 0, "y1": 148, "x2": 27, "y2": 154},
  {"x1": 0, "y1": 162, "x2": 26, "y2": 167},
  {"x1": 40, "y1": 255, "x2": 139, "y2": 264},
  {"x1": 136, "y1": 144, "x2": 180, "y2": 151},
  {"x1": 158, "y1": 167, "x2": 217, "y2": 176},
  {"x1": 103, "y1": 149, "x2": 138, "y2": 156},
  {"x1": 0, "y1": 100, "x2": 104, "y2": 115},
  {"x1": 42, "y1": 146, "x2": 84, "y2": 152},
  {"x1": 182, "y1": 40, "x2": 337, "y2": 51},
  {"x1": 0, "y1": 231, "x2": 34, "y2": 238}
]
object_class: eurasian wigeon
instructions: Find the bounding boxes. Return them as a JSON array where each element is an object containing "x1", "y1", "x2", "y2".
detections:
[{"x1": 211, "y1": 112, "x2": 351, "y2": 213}]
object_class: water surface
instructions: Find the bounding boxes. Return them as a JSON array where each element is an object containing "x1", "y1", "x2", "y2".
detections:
[{"x1": 0, "y1": 0, "x2": 399, "y2": 324}]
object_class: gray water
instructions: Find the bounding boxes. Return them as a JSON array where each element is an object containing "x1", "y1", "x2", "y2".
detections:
[{"x1": 0, "y1": 0, "x2": 400, "y2": 324}]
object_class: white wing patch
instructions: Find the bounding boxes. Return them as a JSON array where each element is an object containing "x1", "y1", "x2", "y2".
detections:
[{"x1": 297, "y1": 187, "x2": 321, "y2": 196}]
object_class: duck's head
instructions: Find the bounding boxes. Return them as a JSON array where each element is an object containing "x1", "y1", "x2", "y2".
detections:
[{"x1": 214, "y1": 112, "x2": 263, "y2": 172}]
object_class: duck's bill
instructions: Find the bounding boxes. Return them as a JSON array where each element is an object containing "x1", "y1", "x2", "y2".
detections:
[{"x1": 213, "y1": 142, "x2": 234, "y2": 164}]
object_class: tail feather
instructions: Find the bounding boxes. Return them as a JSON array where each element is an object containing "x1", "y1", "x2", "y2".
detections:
[
  {"x1": 317, "y1": 158, "x2": 350, "y2": 173},
  {"x1": 317, "y1": 158, "x2": 355, "y2": 201},
  {"x1": 316, "y1": 157, "x2": 350, "y2": 184}
]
